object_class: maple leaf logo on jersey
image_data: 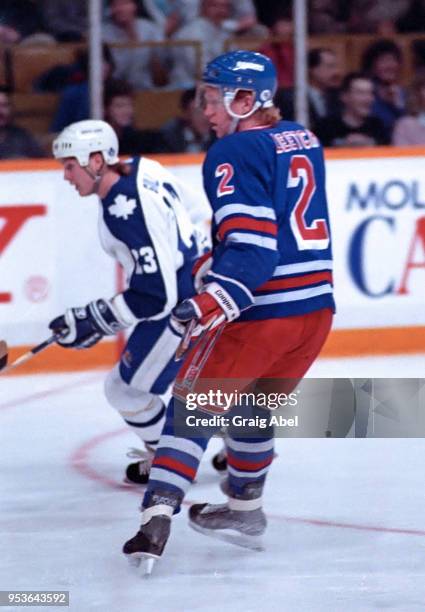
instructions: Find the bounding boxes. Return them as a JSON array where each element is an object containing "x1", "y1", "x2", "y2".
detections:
[{"x1": 108, "y1": 194, "x2": 137, "y2": 220}]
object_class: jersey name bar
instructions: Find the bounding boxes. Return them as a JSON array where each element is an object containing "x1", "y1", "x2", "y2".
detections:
[{"x1": 271, "y1": 130, "x2": 320, "y2": 154}]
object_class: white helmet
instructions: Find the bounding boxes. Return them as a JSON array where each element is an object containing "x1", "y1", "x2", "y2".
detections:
[{"x1": 52, "y1": 119, "x2": 119, "y2": 166}]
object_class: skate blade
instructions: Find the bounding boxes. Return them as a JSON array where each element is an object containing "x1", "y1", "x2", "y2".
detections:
[
  {"x1": 123, "y1": 477, "x2": 148, "y2": 487},
  {"x1": 125, "y1": 552, "x2": 159, "y2": 575},
  {"x1": 189, "y1": 521, "x2": 265, "y2": 552}
]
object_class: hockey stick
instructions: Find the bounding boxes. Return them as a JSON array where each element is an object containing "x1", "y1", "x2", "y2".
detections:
[
  {"x1": 0, "y1": 341, "x2": 7, "y2": 371},
  {"x1": 175, "y1": 314, "x2": 226, "y2": 362},
  {"x1": 175, "y1": 318, "x2": 197, "y2": 361},
  {"x1": 0, "y1": 334, "x2": 59, "y2": 375},
  {"x1": 174, "y1": 322, "x2": 225, "y2": 400}
]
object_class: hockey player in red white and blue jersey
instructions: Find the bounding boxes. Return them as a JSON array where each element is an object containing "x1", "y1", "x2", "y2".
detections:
[{"x1": 123, "y1": 50, "x2": 335, "y2": 573}]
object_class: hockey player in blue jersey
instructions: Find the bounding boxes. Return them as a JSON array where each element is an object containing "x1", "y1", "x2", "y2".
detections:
[
  {"x1": 123, "y1": 50, "x2": 335, "y2": 572},
  {"x1": 49, "y1": 119, "x2": 210, "y2": 484}
]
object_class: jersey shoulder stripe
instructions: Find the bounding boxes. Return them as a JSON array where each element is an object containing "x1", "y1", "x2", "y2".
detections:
[{"x1": 214, "y1": 203, "x2": 276, "y2": 224}]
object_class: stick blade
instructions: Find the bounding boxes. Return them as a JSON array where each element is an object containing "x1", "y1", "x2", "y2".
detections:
[{"x1": 0, "y1": 340, "x2": 8, "y2": 371}]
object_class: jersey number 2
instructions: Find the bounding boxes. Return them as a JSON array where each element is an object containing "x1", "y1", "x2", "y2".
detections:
[
  {"x1": 215, "y1": 163, "x2": 235, "y2": 198},
  {"x1": 288, "y1": 155, "x2": 329, "y2": 250}
]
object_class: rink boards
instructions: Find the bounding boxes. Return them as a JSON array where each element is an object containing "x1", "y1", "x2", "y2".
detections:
[{"x1": 0, "y1": 147, "x2": 424, "y2": 372}]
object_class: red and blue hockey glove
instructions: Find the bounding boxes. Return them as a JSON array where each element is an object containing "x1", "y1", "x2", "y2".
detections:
[
  {"x1": 49, "y1": 298, "x2": 129, "y2": 350},
  {"x1": 171, "y1": 282, "x2": 240, "y2": 340}
]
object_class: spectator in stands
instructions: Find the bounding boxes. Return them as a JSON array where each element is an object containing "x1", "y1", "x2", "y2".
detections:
[
  {"x1": 169, "y1": 0, "x2": 233, "y2": 89},
  {"x1": 0, "y1": 87, "x2": 45, "y2": 159},
  {"x1": 347, "y1": 0, "x2": 410, "y2": 34},
  {"x1": 0, "y1": 0, "x2": 53, "y2": 45},
  {"x1": 50, "y1": 46, "x2": 115, "y2": 133},
  {"x1": 142, "y1": 0, "x2": 199, "y2": 38},
  {"x1": 392, "y1": 76, "x2": 425, "y2": 145},
  {"x1": 309, "y1": 0, "x2": 347, "y2": 34},
  {"x1": 259, "y1": 7, "x2": 294, "y2": 88},
  {"x1": 316, "y1": 72, "x2": 389, "y2": 147},
  {"x1": 102, "y1": 0, "x2": 168, "y2": 90},
  {"x1": 103, "y1": 79, "x2": 160, "y2": 154},
  {"x1": 275, "y1": 47, "x2": 341, "y2": 132},
  {"x1": 158, "y1": 88, "x2": 213, "y2": 153},
  {"x1": 143, "y1": 0, "x2": 265, "y2": 38},
  {"x1": 362, "y1": 39, "x2": 407, "y2": 135},
  {"x1": 221, "y1": 0, "x2": 268, "y2": 37},
  {"x1": 41, "y1": 0, "x2": 87, "y2": 42}
]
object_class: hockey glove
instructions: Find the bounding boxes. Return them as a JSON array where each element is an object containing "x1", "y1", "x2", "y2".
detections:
[
  {"x1": 171, "y1": 282, "x2": 240, "y2": 339},
  {"x1": 49, "y1": 299, "x2": 129, "y2": 350}
]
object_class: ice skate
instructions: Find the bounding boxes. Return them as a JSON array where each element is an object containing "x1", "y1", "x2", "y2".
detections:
[
  {"x1": 123, "y1": 514, "x2": 171, "y2": 575},
  {"x1": 124, "y1": 445, "x2": 155, "y2": 485},
  {"x1": 123, "y1": 490, "x2": 181, "y2": 574},
  {"x1": 188, "y1": 480, "x2": 266, "y2": 551}
]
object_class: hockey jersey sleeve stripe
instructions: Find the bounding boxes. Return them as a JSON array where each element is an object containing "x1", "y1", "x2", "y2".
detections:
[
  {"x1": 214, "y1": 203, "x2": 276, "y2": 224},
  {"x1": 217, "y1": 216, "x2": 278, "y2": 241},
  {"x1": 254, "y1": 284, "x2": 333, "y2": 305},
  {"x1": 272, "y1": 259, "x2": 333, "y2": 276},
  {"x1": 256, "y1": 271, "x2": 333, "y2": 292},
  {"x1": 226, "y1": 232, "x2": 277, "y2": 250},
  {"x1": 111, "y1": 293, "x2": 139, "y2": 326},
  {"x1": 206, "y1": 270, "x2": 254, "y2": 302},
  {"x1": 204, "y1": 273, "x2": 254, "y2": 311}
]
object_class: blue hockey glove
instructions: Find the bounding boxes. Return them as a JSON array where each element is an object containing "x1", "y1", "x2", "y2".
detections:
[{"x1": 49, "y1": 299, "x2": 129, "y2": 350}]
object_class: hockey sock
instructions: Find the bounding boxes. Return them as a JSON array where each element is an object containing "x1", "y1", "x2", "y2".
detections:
[
  {"x1": 142, "y1": 397, "x2": 219, "y2": 512},
  {"x1": 225, "y1": 436, "x2": 274, "y2": 497}
]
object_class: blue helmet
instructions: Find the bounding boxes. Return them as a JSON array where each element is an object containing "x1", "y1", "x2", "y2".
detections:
[{"x1": 202, "y1": 50, "x2": 277, "y2": 118}]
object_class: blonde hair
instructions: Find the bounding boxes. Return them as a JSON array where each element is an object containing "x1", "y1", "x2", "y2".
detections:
[{"x1": 256, "y1": 106, "x2": 282, "y2": 125}]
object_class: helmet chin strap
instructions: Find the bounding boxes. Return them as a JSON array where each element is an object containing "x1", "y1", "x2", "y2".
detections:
[
  {"x1": 83, "y1": 161, "x2": 105, "y2": 195},
  {"x1": 227, "y1": 116, "x2": 240, "y2": 135},
  {"x1": 223, "y1": 90, "x2": 262, "y2": 135}
]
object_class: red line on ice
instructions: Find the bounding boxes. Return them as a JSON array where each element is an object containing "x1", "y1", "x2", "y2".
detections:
[
  {"x1": 69, "y1": 427, "x2": 425, "y2": 539},
  {"x1": 3, "y1": 379, "x2": 425, "y2": 539},
  {"x1": 70, "y1": 427, "x2": 134, "y2": 492}
]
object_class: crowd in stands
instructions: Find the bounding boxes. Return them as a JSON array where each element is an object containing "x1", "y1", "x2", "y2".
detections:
[{"x1": 0, "y1": 0, "x2": 425, "y2": 158}]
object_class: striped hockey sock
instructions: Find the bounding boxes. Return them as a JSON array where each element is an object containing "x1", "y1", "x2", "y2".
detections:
[{"x1": 226, "y1": 436, "x2": 274, "y2": 495}]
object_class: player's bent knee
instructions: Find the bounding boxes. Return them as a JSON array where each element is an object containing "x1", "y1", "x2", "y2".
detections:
[{"x1": 104, "y1": 365, "x2": 160, "y2": 416}]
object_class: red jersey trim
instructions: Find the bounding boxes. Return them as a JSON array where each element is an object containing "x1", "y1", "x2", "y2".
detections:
[
  {"x1": 218, "y1": 216, "x2": 278, "y2": 240},
  {"x1": 256, "y1": 271, "x2": 333, "y2": 292}
]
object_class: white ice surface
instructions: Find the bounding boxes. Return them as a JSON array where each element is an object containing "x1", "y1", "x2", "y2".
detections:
[{"x1": 1, "y1": 355, "x2": 425, "y2": 612}]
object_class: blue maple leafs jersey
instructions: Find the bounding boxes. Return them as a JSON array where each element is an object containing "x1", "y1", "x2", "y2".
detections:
[
  {"x1": 202, "y1": 120, "x2": 335, "y2": 321},
  {"x1": 99, "y1": 156, "x2": 210, "y2": 324}
]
